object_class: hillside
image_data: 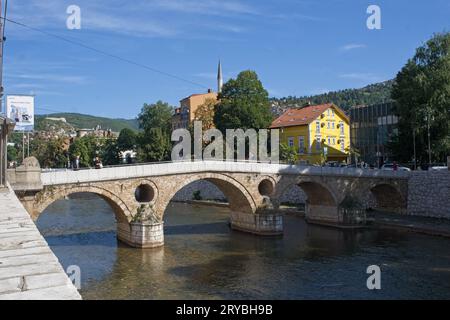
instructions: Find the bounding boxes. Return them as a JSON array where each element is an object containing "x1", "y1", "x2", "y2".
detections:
[
  {"x1": 35, "y1": 113, "x2": 140, "y2": 132},
  {"x1": 271, "y1": 80, "x2": 394, "y2": 115}
]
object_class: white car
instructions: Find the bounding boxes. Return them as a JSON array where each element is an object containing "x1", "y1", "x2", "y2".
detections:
[
  {"x1": 430, "y1": 166, "x2": 448, "y2": 171},
  {"x1": 381, "y1": 164, "x2": 411, "y2": 172}
]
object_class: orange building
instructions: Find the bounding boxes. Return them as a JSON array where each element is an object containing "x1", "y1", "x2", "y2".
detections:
[
  {"x1": 172, "y1": 90, "x2": 218, "y2": 130},
  {"x1": 172, "y1": 61, "x2": 223, "y2": 130}
]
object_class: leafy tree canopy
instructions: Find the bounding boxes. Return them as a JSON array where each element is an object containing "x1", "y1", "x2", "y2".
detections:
[
  {"x1": 389, "y1": 32, "x2": 450, "y2": 164},
  {"x1": 214, "y1": 70, "x2": 273, "y2": 132}
]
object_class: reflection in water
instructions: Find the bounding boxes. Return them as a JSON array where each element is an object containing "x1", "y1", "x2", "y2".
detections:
[{"x1": 37, "y1": 193, "x2": 450, "y2": 300}]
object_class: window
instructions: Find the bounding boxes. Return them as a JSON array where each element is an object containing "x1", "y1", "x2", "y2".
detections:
[
  {"x1": 328, "y1": 138, "x2": 331, "y2": 145},
  {"x1": 332, "y1": 138, "x2": 336, "y2": 145},
  {"x1": 327, "y1": 109, "x2": 331, "y2": 116},
  {"x1": 340, "y1": 122, "x2": 345, "y2": 135},
  {"x1": 332, "y1": 122, "x2": 335, "y2": 129},
  {"x1": 288, "y1": 137, "x2": 294, "y2": 147},
  {"x1": 331, "y1": 109, "x2": 335, "y2": 117},
  {"x1": 316, "y1": 137, "x2": 321, "y2": 150},
  {"x1": 298, "y1": 136, "x2": 305, "y2": 154},
  {"x1": 341, "y1": 142, "x2": 345, "y2": 152},
  {"x1": 327, "y1": 122, "x2": 330, "y2": 129},
  {"x1": 316, "y1": 121, "x2": 320, "y2": 133}
]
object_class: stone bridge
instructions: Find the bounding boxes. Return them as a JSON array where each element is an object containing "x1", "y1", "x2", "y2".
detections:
[{"x1": 8, "y1": 158, "x2": 410, "y2": 248}]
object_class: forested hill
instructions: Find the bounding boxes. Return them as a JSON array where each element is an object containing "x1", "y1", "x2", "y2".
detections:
[
  {"x1": 271, "y1": 80, "x2": 394, "y2": 115},
  {"x1": 35, "y1": 113, "x2": 139, "y2": 132}
]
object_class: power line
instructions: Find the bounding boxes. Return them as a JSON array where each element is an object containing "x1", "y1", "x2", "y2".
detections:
[{"x1": 2, "y1": 16, "x2": 209, "y2": 90}]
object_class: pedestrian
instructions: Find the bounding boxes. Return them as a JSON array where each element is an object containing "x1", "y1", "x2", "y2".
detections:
[
  {"x1": 73, "y1": 156, "x2": 80, "y2": 171},
  {"x1": 393, "y1": 161, "x2": 398, "y2": 171}
]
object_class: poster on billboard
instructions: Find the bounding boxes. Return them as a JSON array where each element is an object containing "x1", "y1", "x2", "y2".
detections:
[{"x1": 6, "y1": 95, "x2": 35, "y2": 132}]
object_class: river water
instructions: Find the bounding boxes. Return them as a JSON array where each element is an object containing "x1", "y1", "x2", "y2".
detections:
[{"x1": 36, "y1": 193, "x2": 450, "y2": 300}]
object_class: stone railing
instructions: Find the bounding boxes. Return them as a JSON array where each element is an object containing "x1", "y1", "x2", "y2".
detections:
[{"x1": 40, "y1": 161, "x2": 410, "y2": 186}]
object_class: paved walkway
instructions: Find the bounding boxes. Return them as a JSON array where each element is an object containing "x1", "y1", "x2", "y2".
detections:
[{"x1": 0, "y1": 186, "x2": 81, "y2": 300}]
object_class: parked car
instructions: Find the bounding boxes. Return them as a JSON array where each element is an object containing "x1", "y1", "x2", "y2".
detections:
[
  {"x1": 381, "y1": 163, "x2": 411, "y2": 172},
  {"x1": 430, "y1": 166, "x2": 448, "y2": 171}
]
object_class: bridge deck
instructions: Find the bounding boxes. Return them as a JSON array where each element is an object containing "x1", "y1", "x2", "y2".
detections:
[
  {"x1": 41, "y1": 161, "x2": 410, "y2": 186},
  {"x1": 0, "y1": 186, "x2": 81, "y2": 300}
]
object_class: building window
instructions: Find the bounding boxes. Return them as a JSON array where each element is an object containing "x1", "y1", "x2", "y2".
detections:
[
  {"x1": 316, "y1": 121, "x2": 320, "y2": 133},
  {"x1": 341, "y1": 142, "x2": 345, "y2": 152},
  {"x1": 298, "y1": 136, "x2": 305, "y2": 154},
  {"x1": 340, "y1": 122, "x2": 345, "y2": 135},
  {"x1": 327, "y1": 109, "x2": 331, "y2": 116},
  {"x1": 331, "y1": 109, "x2": 335, "y2": 117},
  {"x1": 331, "y1": 122, "x2": 335, "y2": 129},
  {"x1": 327, "y1": 122, "x2": 330, "y2": 129},
  {"x1": 288, "y1": 137, "x2": 294, "y2": 147},
  {"x1": 332, "y1": 138, "x2": 336, "y2": 145},
  {"x1": 316, "y1": 137, "x2": 321, "y2": 150}
]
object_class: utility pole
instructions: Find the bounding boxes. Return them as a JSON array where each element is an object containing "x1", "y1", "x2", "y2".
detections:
[
  {"x1": 426, "y1": 108, "x2": 432, "y2": 168},
  {"x1": 0, "y1": 0, "x2": 5, "y2": 188}
]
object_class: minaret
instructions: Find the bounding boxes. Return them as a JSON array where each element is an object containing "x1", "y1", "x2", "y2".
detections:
[{"x1": 217, "y1": 60, "x2": 223, "y2": 93}]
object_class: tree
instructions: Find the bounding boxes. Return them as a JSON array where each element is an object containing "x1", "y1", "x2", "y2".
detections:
[
  {"x1": 137, "y1": 101, "x2": 174, "y2": 163},
  {"x1": 117, "y1": 128, "x2": 137, "y2": 151},
  {"x1": 389, "y1": 32, "x2": 450, "y2": 164},
  {"x1": 280, "y1": 143, "x2": 298, "y2": 164},
  {"x1": 102, "y1": 139, "x2": 120, "y2": 166},
  {"x1": 7, "y1": 145, "x2": 18, "y2": 162},
  {"x1": 137, "y1": 128, "x2": 171, "y2": 162},
  {"x1": 138, "y1": 101, "x2": 173, "y2": 135},
  {"x1": 30, "y1": 137, "x2": 67, "y2": 168},
  {"x1": 194, "y1": 97, "x2": 217, "y2": 131},
  {"x1": 69, "y1": 138, "x2": 91, "y2": 167},
  {"x1": 214, "y1": 70, "x2": 273, "y2": 132}
]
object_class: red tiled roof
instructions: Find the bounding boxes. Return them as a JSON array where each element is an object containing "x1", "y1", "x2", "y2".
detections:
[{"x1": 270, "y1": 103, "x2": 335, "y2": 128}]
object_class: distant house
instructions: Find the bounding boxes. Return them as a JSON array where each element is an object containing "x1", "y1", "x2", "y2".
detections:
[
  {"x1": 270, "y1": 103, "x2": 351, "y2": 165},
  {"x1": 76, "y1": 126, "x2": 118, "y2": 139}
]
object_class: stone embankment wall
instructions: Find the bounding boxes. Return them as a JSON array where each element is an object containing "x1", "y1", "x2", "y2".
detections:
[{"x1": 407, "y1": 171, "x2": 450, "y2": 219}]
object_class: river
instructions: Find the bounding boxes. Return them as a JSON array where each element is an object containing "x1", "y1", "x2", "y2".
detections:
[{"x1": 36, "y1": 193, "x2": 450, "y2": 300}]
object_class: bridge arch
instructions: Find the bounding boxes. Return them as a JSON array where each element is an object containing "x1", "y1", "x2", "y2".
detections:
[
  {"x1": 156, "y1": 172, "x2": 257, "y2": 218},
  {"x1": 274, "y1": 177, "x2": 338, "y2": 207},
  {"x1": 35, "y1": 185, "x2": 133, "y2": 223},
  {"x1": 368, "y1": 182, "x2": 406, "y2": 213}
]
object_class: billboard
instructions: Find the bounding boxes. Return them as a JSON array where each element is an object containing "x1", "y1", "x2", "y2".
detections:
[{"x1": 6, "y1": 95, "x2": 35, "y2": 132}]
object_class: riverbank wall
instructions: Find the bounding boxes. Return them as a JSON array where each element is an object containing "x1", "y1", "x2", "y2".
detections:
[{"x1": 0, "y1": 185, "x2": 81, "y2": 300}]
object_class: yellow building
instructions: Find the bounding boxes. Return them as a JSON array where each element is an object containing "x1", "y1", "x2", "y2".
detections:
[{"x1": 270, "y1": 103, "x2": 351, "y2": 165}]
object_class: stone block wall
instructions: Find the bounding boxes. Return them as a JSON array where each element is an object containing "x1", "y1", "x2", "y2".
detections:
[{"x1": 407, "y1": 171, "x2": 450, "y2": 218}]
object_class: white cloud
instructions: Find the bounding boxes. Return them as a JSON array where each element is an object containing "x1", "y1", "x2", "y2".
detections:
[{"x1": 339, "y1": 44, "x2": 367, "y2": 52}]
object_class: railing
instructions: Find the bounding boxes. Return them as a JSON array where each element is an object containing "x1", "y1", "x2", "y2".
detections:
[{"x1": 40, "y1": 160, "x2": 411, "y2": 186}]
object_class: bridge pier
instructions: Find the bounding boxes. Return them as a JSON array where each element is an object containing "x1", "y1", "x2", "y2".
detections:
[
  {"x1": 117, "y1": 221, "x2": 164, "y2": 248},
  {"x1": 305, "y1": 203, "x2": 339, "y2": 224},
  {"x1": 230, "y1": 211, "x2": 283, "y2": 236}
]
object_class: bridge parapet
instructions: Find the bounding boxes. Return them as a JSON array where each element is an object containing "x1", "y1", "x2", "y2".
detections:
[
  {"x1": 7, "y1": 157, "x2": 43, "y2": 191},
  {"x1": 40, "y1": 161, "x2": 410, "y2": 186}
]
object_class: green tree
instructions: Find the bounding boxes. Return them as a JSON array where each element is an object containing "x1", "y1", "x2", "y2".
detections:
[
  {"x1": 138, "y1": 101, "x2": 173, "y2": 135},
  {"x1": 117, "y1": 128, "x2": 137, "y2": 151},
  {"x1": 137, "y1": 101, "x2": 174, "y2": 163},
  {"x1": 69, "y1": 138, "x2": 91, "y2": 167},
  {"x1": 214, "y1": 70, "x2": 273, "y2": 132},
  {"x1": 30, "y1": 137, "x2": 67, "y2": 168},
  {"x1": 389, "y1": 32, "x2": 450, "y2": 164},
  {"x1": 102, "y1": 139, "x2": 121, "y2": 166},
  {"x1": 137, "y1": 128, "x2": 171, "y2": 162},
  {"x1": 7, "y1": 145, "x2": 18, "y2": 162},
  {"x1": 280, "y1": 143, "x2": 298, "y2": 164}
]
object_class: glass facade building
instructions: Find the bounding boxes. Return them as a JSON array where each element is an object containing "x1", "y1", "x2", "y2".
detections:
[{"x1": 349, "y1": 102, "x2": 398, "y2": 167}]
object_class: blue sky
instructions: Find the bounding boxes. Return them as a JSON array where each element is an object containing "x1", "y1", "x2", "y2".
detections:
[{"x1": 3, "y1": 0, "x2": 450, "y2": 119}]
